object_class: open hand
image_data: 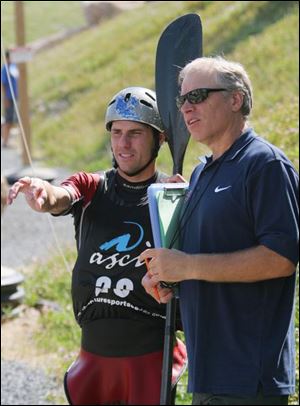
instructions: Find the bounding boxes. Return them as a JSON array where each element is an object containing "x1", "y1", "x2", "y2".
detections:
[{"x1": 7, "y1": 177, "x2": 49, "y2": 212}]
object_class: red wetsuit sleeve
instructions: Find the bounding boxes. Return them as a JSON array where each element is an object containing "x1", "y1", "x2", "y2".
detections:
[{"x1": 61, "y1": 171, "x2": 102, "y2": 206}]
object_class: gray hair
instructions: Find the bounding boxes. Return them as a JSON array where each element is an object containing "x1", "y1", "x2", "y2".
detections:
[{"x1": 178, "y1": 56, "x2": 253, "y2": 118}]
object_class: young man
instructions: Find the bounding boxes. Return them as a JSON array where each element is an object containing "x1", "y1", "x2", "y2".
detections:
[
  {"x1": 141, "y1": 57, "x2": 299, "y2": 405},
  {"x1": 8, "y1": 87, "x2": 186, "y2": 405}
]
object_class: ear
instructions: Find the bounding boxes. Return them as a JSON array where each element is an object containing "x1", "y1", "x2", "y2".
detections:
[
  {"x1": 231, "y1": 91, "x2": 244, "y2": 113},
  {"x1": 159, "y1": 132, "x2": 166, "y2": 146}
]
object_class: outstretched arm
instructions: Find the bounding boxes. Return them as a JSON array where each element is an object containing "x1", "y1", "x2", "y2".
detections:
[{"x1": 7, "y1": 176, "x2": 73, "y2": 214}]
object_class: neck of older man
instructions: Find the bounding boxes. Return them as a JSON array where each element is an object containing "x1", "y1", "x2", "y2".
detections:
[{"x1": 209, "y1": 120, "x2": 249, "y2": 161}]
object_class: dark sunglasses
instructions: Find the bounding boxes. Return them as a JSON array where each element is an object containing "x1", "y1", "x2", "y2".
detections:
[{"x1": 176, "y1": 88, "x2": 227, "y2": 109}]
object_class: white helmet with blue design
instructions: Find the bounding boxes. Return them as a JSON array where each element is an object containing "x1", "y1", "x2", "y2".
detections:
[{"x1": 105, "y1": 87, "x2": 164, "y2": 133}]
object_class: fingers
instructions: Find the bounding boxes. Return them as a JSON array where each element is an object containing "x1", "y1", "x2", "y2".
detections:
[
  {"x1": 140, "y1": 248, "x2": 162, "y2": 280},
  {"x1": 7, "y1": 177, "x2": 48, "y2": 211},
  {"x1": 145, "y1": 258, "x2": 160, "y2": 303},
  {"x1": 7, "y1": 177, "x2": 32, "y2": 204},
  {"x1": 142, "y1": 272, "x2": 160, "y2": 303},
  {"x1": 157, "y1": 285, "x2": 173, "y2": 304},
  {"x1": 139, "y1": 248, "x2": 158, "y2": 263},
  {"x1": 141, "y1": 272, "x2": 173, "y2": 304},
  {"x1": 141, "y1": 250, "x2": 176, "y2": 303},
  {"x1": 34, "y1": 186, "x2": 48, "y2": 210},
  {"x1": 163, "y1": 173, "x2": 187, "y2": 183}
]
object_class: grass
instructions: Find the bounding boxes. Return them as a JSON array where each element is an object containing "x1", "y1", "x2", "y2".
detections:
[
  {"x1": 1, "y1": 0, "x2": 299, "y2": 404},
  {"x1": 23, "y1": 249, "x2": 81, "y2": 380},
  {"x1": 2, "y1": 1, "x2": 298, "y2": 176},
  {"x1": 41, "y1": 1, "x2": 298, "y2": 177},
  {"x1": 1, "y1": 1, "x2": 85, "y2": 46}
]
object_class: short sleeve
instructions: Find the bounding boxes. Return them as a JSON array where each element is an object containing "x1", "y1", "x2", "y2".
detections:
[{"x1": 248, "y1": 160, "x2": 299, "y2": 265}]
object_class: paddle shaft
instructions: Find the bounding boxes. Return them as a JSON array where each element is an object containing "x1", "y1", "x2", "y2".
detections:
[{"x1": 155, "y1": 13, "x2": 203, "y2": 405}]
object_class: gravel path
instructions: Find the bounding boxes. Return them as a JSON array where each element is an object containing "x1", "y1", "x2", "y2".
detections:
[
  {"x1": 1, "y1": 143, "x2": 75, "y2": 269},
  {"x1": 1, "y1": 141, "x2": 75, "y2": 405},
  {"x1": 1, "y1": 360, "x2": 64, "y2": 405}
]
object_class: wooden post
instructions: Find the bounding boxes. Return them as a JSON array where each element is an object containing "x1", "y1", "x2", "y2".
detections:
[{"x1": 14, "y1": 1, "x2": 31, "y2": 166}]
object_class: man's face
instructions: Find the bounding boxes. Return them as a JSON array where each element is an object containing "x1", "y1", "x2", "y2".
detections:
[
  {"x1": 180, "y1": 71, "x2": 233, "y2": 147},
  {"x1": 110, "y1": 120, "x2": 156, "y2": 179}
]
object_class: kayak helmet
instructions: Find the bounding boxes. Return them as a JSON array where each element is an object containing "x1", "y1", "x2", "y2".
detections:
[{"x1": 105, "y1": 87, "x2": 164, "y2": 132}]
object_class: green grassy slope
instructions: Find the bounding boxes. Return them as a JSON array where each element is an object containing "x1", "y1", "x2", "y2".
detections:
[
  {"x1": 1, "y1": 0, "x2": 85, "y2": 45},
  {"x1": 2, "y1": 1, "x2": 297, "y2": 176}
]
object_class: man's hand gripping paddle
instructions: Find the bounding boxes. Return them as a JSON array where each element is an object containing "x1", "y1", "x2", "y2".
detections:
[{"x1": 155, "y1": 13, "x2": 202, "y2": 405}]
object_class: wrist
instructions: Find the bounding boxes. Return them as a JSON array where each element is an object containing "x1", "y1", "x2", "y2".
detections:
[
  {"x1": 43, "y1": 181, "x2": 55, "y2": 209},
  {"x1": 186, "y1": 254, "x2": 202, "y2": 280}
]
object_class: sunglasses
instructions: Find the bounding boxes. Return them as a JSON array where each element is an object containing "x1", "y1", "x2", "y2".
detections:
[{"x1": 176, "y1": 88, "x2": 227, "y2": 109}]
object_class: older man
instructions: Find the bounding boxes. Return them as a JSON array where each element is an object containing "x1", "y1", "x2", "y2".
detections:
[{"x1": 141, "y1": 57, "x2": 299, "y2": 405}]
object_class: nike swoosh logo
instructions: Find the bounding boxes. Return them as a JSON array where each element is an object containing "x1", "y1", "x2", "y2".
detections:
[{"x1": 214, "y1": 185, "x2": 232, "y2": 193}]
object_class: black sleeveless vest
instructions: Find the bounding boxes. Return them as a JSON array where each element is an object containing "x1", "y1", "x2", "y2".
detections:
[{"x1": 70, "y1": 169, "x2": 167, "y2": 356}]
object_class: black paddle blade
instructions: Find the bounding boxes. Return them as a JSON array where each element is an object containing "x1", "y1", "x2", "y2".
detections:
[{"x1": 155, "y1": 13, "x2": 203, "y2": 175}]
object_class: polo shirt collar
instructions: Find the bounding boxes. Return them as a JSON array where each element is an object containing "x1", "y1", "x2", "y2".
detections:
[
  {"x1": 224, "y1": 128, "x2": 255, "y2": 161},
  {"x1": 198, "y1": 128, "x2": 255, "y2": 165}
]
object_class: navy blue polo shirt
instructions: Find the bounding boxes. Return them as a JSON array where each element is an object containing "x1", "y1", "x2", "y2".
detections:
[{"x1": 179, "y1": 128, "x2": 299, "y2": 396}]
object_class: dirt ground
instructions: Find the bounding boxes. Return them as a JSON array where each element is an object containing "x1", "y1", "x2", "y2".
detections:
[{"x1": 1, "y1": 305, "x2": 61, "y2": 369}]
